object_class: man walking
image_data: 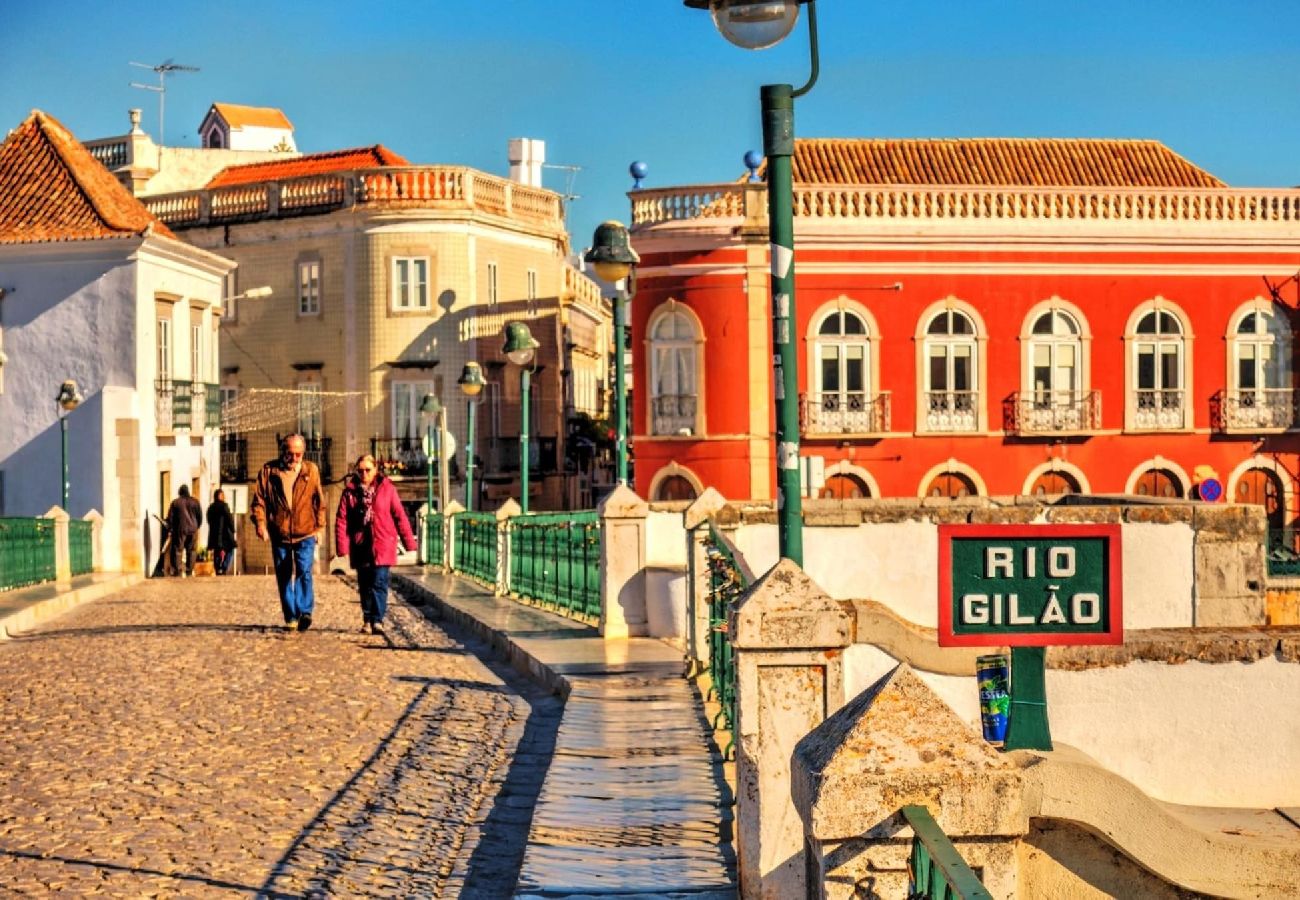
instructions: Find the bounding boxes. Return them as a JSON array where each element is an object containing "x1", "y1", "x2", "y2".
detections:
[
  {"x1": 165, "y1": 485, "x2": 203, "y2": 577},
  {"x1": 250, "y1": 434, "x2": 326, "y2": 632}
]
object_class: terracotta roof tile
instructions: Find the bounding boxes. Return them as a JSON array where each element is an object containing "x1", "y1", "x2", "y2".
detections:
[
  {"x1": 209, "y1": 103, "x2": 294, "y2": 131},
  {"x1": 779, "y1": 138, "x2": 1225, "y2": 188},
  {"x1": 0, "y1": 110, "x2": 175, "y2": 244},
  {"x1": 205, "y1": 145, "x2": 411, "y2": 188}
]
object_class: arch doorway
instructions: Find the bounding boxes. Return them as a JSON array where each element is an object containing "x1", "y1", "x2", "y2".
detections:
[
  {"x1": 654, "y1": 475, "x2": 698, "y2": 502},
  {"x1": 820, "y1": 473, "x2": 870, "y2": 500},
  {"x1": 1030, "y1": 471, "x2": 1081, "y2": 497},
  {"x1": 1236, "y1": 467, "x2": 1284, "y2": 531},
  {"x1": 1134, "y1": 468, "x2": 1184, "y2": 499},
  {"x1": 926, "y1": 472, "x2": 978, "y2": 498}
]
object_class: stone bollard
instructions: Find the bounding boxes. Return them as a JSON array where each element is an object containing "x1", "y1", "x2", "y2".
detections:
[
  {"x1": 730, "y1": 559, "x2": 852, "y2": 899},
  {"x1": 495, "y1": 499, "x2": 521, "y2": 596},
  {"x1": 440, "y1": 500, "x2": 464, "y2": 570},
  {"x1": 597, "y1": 484, "x2": 649, "y2": 639},
  {"x1": 791, "y1": 664, "x2": 1025, "y2": 899},
  {"x1": 43, "y1": 506, "x2": 73, "y2": 586},
  {"x1": 683, "y1": 488, "x2": 728, "y2": 673},
  {"x1": 83, "y1": 509, "x2": 105, "y2": 573}
]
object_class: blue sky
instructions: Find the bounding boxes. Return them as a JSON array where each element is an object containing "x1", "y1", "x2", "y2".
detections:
[{"x1": 3, "y1": 0, "x2": 1298, "y2": 250}]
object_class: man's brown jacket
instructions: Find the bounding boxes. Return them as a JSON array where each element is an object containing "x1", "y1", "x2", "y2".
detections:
[{"x1": 250, "y1": 458, "x2": 326, "y2": 544}]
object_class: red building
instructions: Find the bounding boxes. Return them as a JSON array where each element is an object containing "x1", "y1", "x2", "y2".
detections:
[{"x1": 628, "y1": 139, "x2": 1300, "y2": 533}]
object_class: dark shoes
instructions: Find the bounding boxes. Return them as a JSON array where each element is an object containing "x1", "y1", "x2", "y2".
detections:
[
  {"x1": 285, "y1": 619, "x2": 299, "y2": 632},
  {"x1": 370, "y1": 622, "x2": 385, "y2": 637},
  {"x1": 297, "y1": 614, "x2": 313, "y2": 633}
]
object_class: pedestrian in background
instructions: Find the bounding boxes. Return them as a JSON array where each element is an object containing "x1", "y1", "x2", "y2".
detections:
[
  {"x1": 206, "y1": 488, "x2": 237, "y2": 575},
  {"x1": 165, "y1": 485, "x2": 203, "y2": 577},
  {"x1": 251, "y1": 434, "x2": 326, "y2": 632},
  {"x1": 335, "y1": 453, "x2": 415, "y2": 637}
]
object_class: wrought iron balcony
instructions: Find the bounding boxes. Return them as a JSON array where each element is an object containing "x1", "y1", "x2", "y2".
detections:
[
  {"x1": 1133, "y1": 389, "x2": 1185, "y2": 430},
  {"x1": 155, "y1": 380, "x2": 221, "y2": 433},
  {"x1": 923, "y1": 390, "x2": 979, "y2": 433},
  {"x1": 371, "y1": 436, "x2": 442, "y2": 479},
  {"x1": 799, "y1": 391, "x2": 891, "y2": 435},
  {"x1": 1211, "y1": 388, "x2": 1297, "y2": 433},
  {"x1": 1007, "y1": 390, "x2": 1101, "y2": 435},
  {"x1": 651, "y1": 394, "x2": 698, "y2": 436},
  {"x1": 220, "y1": 436, "x2": 247, "y2": 483}
]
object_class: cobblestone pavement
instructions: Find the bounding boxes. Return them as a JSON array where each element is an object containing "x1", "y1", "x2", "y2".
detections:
[{"x1": 0, "y1": 575, "x2": 561, "y2": 898}]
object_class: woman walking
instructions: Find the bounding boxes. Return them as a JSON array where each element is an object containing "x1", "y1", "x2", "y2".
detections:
[
  {"x1": 335, "y1": 454, "x2": 416, "y2": 636},
  {"x1": 206, "y1": 488, "x2": 237, "y2": 575}
]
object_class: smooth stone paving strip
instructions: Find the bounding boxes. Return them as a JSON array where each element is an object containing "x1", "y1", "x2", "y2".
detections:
[{"x1": 0, "y1": 574, "x2": 560, "y2": 898}]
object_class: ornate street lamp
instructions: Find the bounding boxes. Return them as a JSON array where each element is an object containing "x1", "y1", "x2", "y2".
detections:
[
  {"x1": 502, "y1": 321, "x2": 540, "y2": 514},
  {"x1": 584, "y1": 219, "x2": 640, "y2": 486},
  {"x1": 457, "y1": 361, "x2": 486, "y2": 511},
  {"x1": 684, "y1": 0, "x2": 818, "y2": 565},
  {"x1": 419, "y1": 393, "x2": 441, "y2": 563},
  {"x1": 56, "y1": 379, "x2": 83, "y2": 511}
]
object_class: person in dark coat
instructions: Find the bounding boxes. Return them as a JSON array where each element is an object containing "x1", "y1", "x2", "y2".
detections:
[
  {"x1": 335, "y1": 454, "x2": 416, "y2": 636},
  {"x1": 206, "y1": 489, "x2": 237, "y2": 575},
  {"x1": 165, "y1": 485, "x2": 203, "y2": 577}
]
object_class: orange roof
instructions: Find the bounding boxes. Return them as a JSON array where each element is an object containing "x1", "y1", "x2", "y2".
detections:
[
  {"x1": 206, "y1": 145, "x2": 411, "y2": 188},
  {"x1": 783, "y1": 138, "x2": 1225, "y2": 189},
  {"x1": 208, "y1": 103, "x2": 294, "y2": 131},
  {"x1": 0, "y1": 110, "x2": 175, "y2": 244}
]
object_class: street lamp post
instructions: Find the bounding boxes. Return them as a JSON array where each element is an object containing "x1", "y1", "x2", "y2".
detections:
[
  {"x1": 457, "y1": 362, "x2": 486, "y2": 511},
  {"x1": 56, "y1": 380, "x2": 83, "y2": 511},
  {"x1": 502, "y1": 321, "x2": 540, "y2": 514},
  {"x1": 584, "y1": 220, "x2": 641, "y2": 485},
  {"x1": 419, "y1": 393, "x2": 441, "y2": 564},
  {"x1": 684, "y1": 0, "x2": 818, "y2": 566}
]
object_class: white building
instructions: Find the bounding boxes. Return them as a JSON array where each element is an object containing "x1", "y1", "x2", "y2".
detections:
[
  {"x1": 0, "y1": 111, "x2": 235, "y2": 574},
  {"x1": 197, "y1": 103, "x2": 296, "y2": 152}
]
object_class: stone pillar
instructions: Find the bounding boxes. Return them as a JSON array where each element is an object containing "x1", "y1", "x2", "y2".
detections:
[
  {"x1": 597, "y1": 484, "x2": 649, "y2": 639},
  {"x1": 83, "y1": 510, "x2": 105, "y2": 573},
  {"x1": 791, "y1": 664, "x2": 1026, "y2": 899},
  {"x1": 43, "y1": 506, "x2": 72, "y2": 586},
  {"x1": 495, "y1": 499, "x2": 521, "y2": 596},
  {"x1": 441, "y1": 499, "x2": 464, "y2": 570},
  {"x1": 730, "y1": 559, "x2": 852, "y2": 898},
  {"x1": 684, "y1": 487, "x2": 728, "y2": 674}
]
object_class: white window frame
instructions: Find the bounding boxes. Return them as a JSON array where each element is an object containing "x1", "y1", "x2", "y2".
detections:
[
  {"x1": 297, "y1": 382, "x2": 323, "y2": 439},
  {"x1": 526, "y1": 268, "x2": 538, "y2": 313},
  {"x1": 297, "y1": 259, "x2": 321, "y2": 316},
  {"x1": 392, "y1": 257, "x2": 430, "y2": 311},
  {"x1": 221, "y1": 271, "x2": 238, "y2": 321},
  {"x1": 157, "y1": 318, "x2": 172, "y2": 380},
  {"x1": 922, "y1": 310, "x2": 979, "y2": 433},
  {"x1": 392, "y1": 380, "x2": 435, "y2": 441},
  {"x1": 488, "y1": 261, "x2": 500, "y2": 307},
  {"x1": 1130, "y1": 308, "x2": 1187, "y2": 430},
  {"x1": 191, "y1": 323, "x2": 202, "y2": 382}
]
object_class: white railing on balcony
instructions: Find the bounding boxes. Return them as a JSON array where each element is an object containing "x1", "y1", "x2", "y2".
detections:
[
  {"x1": 800, "y1": 391, "x2": 891, "y2": 435},
  {"x1": 1214, "y1": 388, "x2": 1297, "y2": 431},
  {"x1": 1009, "y1": 390, "x2": 1102, "y2": 434},
  {"x1": 924, "y1": 390, "x2": 978, "y2": 433},
  {"x1": 564, "y1": 264, "x2": 605, "y2": 312},
  {"x1": 630, "y1": 182, "x2": 1300, "y2": 229},
  {"x1": 1134, "y1": 389, "x2": 1185, "y2": 430},
  {"x1": 652, "y1": 394, "x2": 698, "y2": 436},
  {"x1": 85, "y1": 138, "x2": 129, "y2": 169}
]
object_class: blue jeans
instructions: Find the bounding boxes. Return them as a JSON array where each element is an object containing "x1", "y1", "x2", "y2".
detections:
[
  {"x1": 272, "y1": 537, "x2": 316, "y2": 623},
  {"x1": 357, "y1": 565, "x2": 391, "y2": 624}
]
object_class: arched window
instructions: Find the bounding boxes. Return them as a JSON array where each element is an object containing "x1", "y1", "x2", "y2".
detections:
[
  {"x1": 1025, "y1": 309, "x2": 1087, "y2": 430},
  {"x1": 1227, "y1": 307, "x2": 1292, "y2": 429},
  {"x1": 811, "y1": 310, "x2": 879, "y2": 432},
  {"x1": 654, "y1": 475, "x2": 698, "y2": 502},
  {"x1": 1030, "y1": 470, "x2": 1080, "y2": 497},
  {"x1": 926, "y1": 471, "x2": 978, "y2": 498},
  {"x1": 1133, "y1": 309, "x2": 1186, "y2": 429},
  {"x1": 923, "y1": 310, "x2": 978, "y2": 432},
  {"x1": 649, "y1": 309, "x2": 699, "y2": 436},
  {"x1": 1134, "y1": 468, "x2": 1184, "y2": 499},
  {"x1": 820, "y1": 472, "x2": 870, "y2": 500}
]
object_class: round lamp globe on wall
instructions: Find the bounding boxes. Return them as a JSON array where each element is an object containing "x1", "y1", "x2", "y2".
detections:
[
  {"x1": 502, "y1": 321, "x2": 539, "y2": 367},
  {"x1": 684, "y1": 0, "x2": 804, "y2": 50}
]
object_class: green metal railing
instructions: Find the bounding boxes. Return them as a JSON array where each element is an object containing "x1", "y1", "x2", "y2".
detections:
[
  {"x1": 508, "y1": 512, "x2": 601, "y2": 619},
  {"x1": 0, "y1": 518, "x2": 57, "y2": 591},
  {"x1": 1266, "y1": 528, "x2": 1300, "y2": 577},
  {"x1": 453, "y1": 511, "x2": 497, "y2": 585},
  {"x1": 902, "y1": 805, "x2": 993, "y2": 899},
  {"x1": 424, "y1": 513, "x2": 445, "y2": 567},
  {"x1": 69, "y1": 520, "x2": 94, "y2": 576},
  {"x1": 704, "y1": 522, "x2": 746, "y2": 758}
]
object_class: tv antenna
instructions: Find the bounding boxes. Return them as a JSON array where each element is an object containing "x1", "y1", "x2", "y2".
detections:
[
  {"x1": 543, "y1": 163, "x2": 582, "y2": 205},
  {"x1": 129, "y1": 59, "x2": 200, "y2": 145}
]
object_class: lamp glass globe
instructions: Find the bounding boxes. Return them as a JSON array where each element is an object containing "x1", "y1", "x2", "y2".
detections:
[
  {"x1": 711, "y1": 0, "x2": 799, "y2": 50},
  {"x1": 506, "y1": 348, "x2": 536, "y2": 367},
  {"x1": 592, "y1": 260, "x2": 632, "y2": 284}
]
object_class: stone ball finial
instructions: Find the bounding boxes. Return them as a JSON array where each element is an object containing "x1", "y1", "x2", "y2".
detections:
[
  {"x1": 629, "y1": 160, "x2": 648, "y2": 189},
  {"x1": 744, "y1": 150, "x2": 763, "y2": 183}
]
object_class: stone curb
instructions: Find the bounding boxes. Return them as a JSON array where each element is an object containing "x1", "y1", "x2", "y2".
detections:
[{"x1": 0, "y1": 573, "x2": 144, "y2": 639}]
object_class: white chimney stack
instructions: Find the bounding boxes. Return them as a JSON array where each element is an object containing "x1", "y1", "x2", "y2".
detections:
[{"x1": 508, "y1": 138, "x2": 545, "y2": 188}]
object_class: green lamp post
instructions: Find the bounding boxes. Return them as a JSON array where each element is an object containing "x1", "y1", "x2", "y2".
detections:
[
  {"x1": 684, "y1": 0, "x2": 817, "y2": 566},
  {"x1": 502, "y1": 321, "x2": 540, "y2": 514},
  {"x1": 584, "y1": 220, "x2": 640, "y2": 485},
  {"x1": 56, "y1": 379, "x2": 83, "y2": 511},
  {"x1": 457, "y1": 361, "x2": 486, "y2": 511},
  {"x1": 419, "y1": 393, "x2": 441, "y2": 563}
]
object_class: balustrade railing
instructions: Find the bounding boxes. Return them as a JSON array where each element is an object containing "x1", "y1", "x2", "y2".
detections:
[
  {"x1": 1133, "y1": 389, "x2": 1185, "y2": 430},
  {"x1": 651, "y1": 394, "x2": 698, "y2": 436},
  {"x1": 924, "y1": 390, "x2": 978, "y2": 433},
  {"x1": 800, "y1": 391, "x2": 891, "y2": 435},
  {"x1": 424, "y1": 513, "x2": 445, "y2": 567},
  {"x1": 508, "y1": 512, "x2": 601, "y2": 619},
  {"x1": 1211, "y1": 388, "x2": 1297, "y2": 432},
  {"x1": 0, "y1": 517, "x2": 57, "y2": 591},
  {"x1": 85, "y1": 138, "x2": 128, "y2": 169},
  {"x1": 452, "y1": 511, "x2": 497, "y2": 585},
  {"x1": 371, "y1": 436, "x2": 440, "y2": 479},
  {"x1": 704, "y1": 523, "x2": 746, "y2": 759},
  {"x1": 902, "y1": 805, "x2": 993, "y2": 900},
  {"x1": 68, "y1": 519, "x2": 94, "y2": 577},
  {"x1": 1007, "y1": 390, "x2": 1101, "y2": 434}
]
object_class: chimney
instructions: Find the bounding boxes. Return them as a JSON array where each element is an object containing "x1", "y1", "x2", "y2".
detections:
[{"x1": 508, "y1": 138, "x2": 545, "y2": 188}]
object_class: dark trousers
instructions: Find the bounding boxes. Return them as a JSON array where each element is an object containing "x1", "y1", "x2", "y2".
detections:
[
  {"x1": 214, "y1": 548, "x2": 234, "y2": 575},
  {"x1": 357, "y1": 565, "x2": 392, "y2": 624},
  {"x1": 170, "y1": 531, "x2": 198, "y2": 576}
]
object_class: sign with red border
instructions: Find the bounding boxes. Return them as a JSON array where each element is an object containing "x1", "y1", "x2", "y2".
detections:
[{"x1": 938, "y1": 524, "x2": 1123, "y2": 647}]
